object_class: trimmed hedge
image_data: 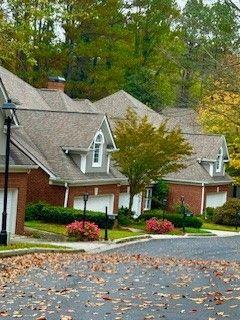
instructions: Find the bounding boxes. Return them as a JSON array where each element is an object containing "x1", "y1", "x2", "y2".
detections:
[
  {"x1": 141, "y1": 210, "x2": 203, "y2": 229},
  {"x1": 25, "y1": 202, "x2": 114, "y2": 229},
  {"x1": 213, "y1": 198, "x2": 240, "y2": 226}
]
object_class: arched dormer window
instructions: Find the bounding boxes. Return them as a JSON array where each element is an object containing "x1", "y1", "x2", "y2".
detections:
[
  {"x1": 216, "y1": 147, "x2": 223, "y2": 173},
  {"x1": 92, "y1": 131, "x2": 104, "y2": 167}
]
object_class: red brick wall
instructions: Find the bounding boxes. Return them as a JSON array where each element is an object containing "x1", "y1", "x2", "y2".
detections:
[
  {"x1": 26, "y1": 168, "x2": 65, "y2": 206},
  {"x1": 0, "y1": 172, "x2": 28, "y2": 234},
  {"x1": 168, "y1": 183, "x2": 203, "y2": 214},
  {"x1": 68, "y1": 184, "x2": 121, "y2": 213},
  {"x1": 168, "y1": 183, "x2": 231, "y2": 215}
]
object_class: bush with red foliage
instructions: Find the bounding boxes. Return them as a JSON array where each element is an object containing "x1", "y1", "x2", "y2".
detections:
[
  {"x1": 146, "y1": 218, "x2": 174, "y2": 234},
  {"x1": 66, "y1": 220, "x2": 100, "y2": 241}
]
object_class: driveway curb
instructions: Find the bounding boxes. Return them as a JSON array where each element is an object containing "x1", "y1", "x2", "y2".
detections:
[{"x1": 0, "y1": 247, "x2": 85, "y2": 258}]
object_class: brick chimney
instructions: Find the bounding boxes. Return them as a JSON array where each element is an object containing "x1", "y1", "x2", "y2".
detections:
[{"x1": 47, "y1": 76, "x2": 66, "y2": 91}]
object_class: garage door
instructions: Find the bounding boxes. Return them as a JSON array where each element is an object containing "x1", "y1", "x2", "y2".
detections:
[
  {"x1": 0, "y1": 189, "x2": 18, "y2": 234},
  {"x1": 119, "y1": 193, "x2": 142, "y2": 217},
  {"x1": 205, "y1": 192, "x2": 227, "y2": 208},
  {"x1": 74, "y1": 194, "x2": 114, "y2": 214}
]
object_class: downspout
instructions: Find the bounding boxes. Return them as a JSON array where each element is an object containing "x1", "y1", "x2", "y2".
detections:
[
  {"x1": 64, "y1": 182, "x2": 69, "y2": 208},
  {"x1": 200, "y1": 182, "x2": 205, "y2": 216}
]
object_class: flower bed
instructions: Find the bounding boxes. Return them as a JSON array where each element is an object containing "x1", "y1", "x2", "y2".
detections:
[
  {"x1": 66, "y1": 221, "x2": 100, "y2": 241},
  {"x1": 146, "y1": 218, "x2": 174, "y2": 234}
]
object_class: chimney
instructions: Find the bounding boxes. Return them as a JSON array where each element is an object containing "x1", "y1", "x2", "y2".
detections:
[{"x1": 47, "y1": 76, "x2": 66, "y2": 91}]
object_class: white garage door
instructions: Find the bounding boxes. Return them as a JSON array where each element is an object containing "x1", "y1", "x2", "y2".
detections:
[
  {"x1": 74, "y1": 194, "x2": 114, "y2": 214},
  {"x1": 205, "y1": 192, "x2": 227, "y2": 209},
  {"x1": 0, "y1": 189, "x2": 18, "y2": 234},
  {"x1": 119, "y1": 193, "x2": 142, "y2": 217}
]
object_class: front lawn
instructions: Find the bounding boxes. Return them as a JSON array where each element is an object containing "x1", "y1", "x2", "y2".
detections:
[
  {"x1": 25, "y1": 221, "x2": 144, "y2": 240},
  {"x1": 202, "y1": 222, "x2": 239, "y2": 232},
  {"x1": 0, "y1": 243, "x2": 66, "y2": 251}
]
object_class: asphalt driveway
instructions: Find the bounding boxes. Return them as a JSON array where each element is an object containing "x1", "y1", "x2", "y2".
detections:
[
  {"x1": 113, "y1": 236, "x2": 240, "y2": 261},
  {"x1": 0, "y1": 236, "x2": 239, "y2": 320}
]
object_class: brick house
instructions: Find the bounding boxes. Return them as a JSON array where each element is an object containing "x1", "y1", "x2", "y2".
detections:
[
  {"x1": 0, "y1": 67, "x2": 233, "y2": 235},
  {"x1": 93, "y1": 90, "x2": 232, "y2": 214}
]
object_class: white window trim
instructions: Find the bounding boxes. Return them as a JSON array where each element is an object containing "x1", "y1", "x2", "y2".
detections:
[
  {"x1": 92, "y1": 130, "x2": 104, "y2": 168},
  {"x1": 216, "y1": 147, "x2": 223, "y2": 173},
  {"x1": 144, "y1": 188, "x2": 152, "y2": 211}
]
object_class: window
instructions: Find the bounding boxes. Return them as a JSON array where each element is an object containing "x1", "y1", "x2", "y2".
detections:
[
  {"x1": 92, "y1": 131, "x2": 104, "y2": 167},
  {"x1": 216, "y1": 147, "x2": 223, "y2": 173},
  {"x1": 144, "y1": 188, "x2": 152, "y2": 210}
]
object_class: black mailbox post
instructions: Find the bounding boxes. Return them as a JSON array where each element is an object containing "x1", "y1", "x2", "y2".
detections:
[{"x1": 104, "y1": 207, "x2": 116, "y2": 241}]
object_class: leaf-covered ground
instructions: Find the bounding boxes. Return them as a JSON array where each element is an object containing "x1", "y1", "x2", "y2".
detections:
[{"x1": 0, "y1": 250, "x2": 239, "y2": 319}]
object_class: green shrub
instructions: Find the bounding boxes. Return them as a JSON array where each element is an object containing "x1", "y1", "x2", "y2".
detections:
[
  {"x1": 117, "y1": 207, "x2": 133, "y2": 226},
  {"x1": 204, "y1": 207, "x2": 214, "y2": 221},
  {"x1": 25, "y1": 202, "x2": 114, "y2": 229},
  {"x1": 141, "y1": 210, "x2": 203, "y2": 229},
  {"x1": 213, "y1": 198, "x2": 240, "y2": 226}
]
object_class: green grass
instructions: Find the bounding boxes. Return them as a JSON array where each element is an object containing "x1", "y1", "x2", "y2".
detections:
[
  {"x1": 202, "y1": 222, "x2": 239, "y2": 232},
  {"x1": 0, "y1": 243, "x2": 66, "y2": 251},
  {"x1": 25, "y1": 221, "x2": 144, "y2": 240},
  {"x1": 25, "y1": 220, "x2": 67, "y2": 235},
  {"x1": 168, "y1": 227, "x2": 212, "y2": 235}
]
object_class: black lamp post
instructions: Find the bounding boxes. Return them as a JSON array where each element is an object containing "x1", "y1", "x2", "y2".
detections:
[
  {"x1": 82, "y1": 193, "x2": 89, "y2": 229},
  {"x1": 0, "y1": 99, "x2": 16, "y2": 245},
  {"x1": 180, "y1": 195, "x2": 186, "y2": 233},
  {"x1": 162, "y1": 198, "x2": 168, "y2": 220}
]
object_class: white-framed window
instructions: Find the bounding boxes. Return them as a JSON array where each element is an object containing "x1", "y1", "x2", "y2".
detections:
[
  {"x1": 144, "y1": 188, "x2": 152, "y2": 210},
  {"x1": 92, "y1": 131, "x2": 104, "y2": 167},
  {"x1": 216, "y1": 147, "x2": 223, "y2": 173}
]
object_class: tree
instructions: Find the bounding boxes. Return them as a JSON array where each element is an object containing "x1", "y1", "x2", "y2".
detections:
[
  {"x1": 112, "y1": 109, "x2": 192, "y2": 212},
  {"x1": 199, "y1": 85, "x2": 240, "y2": 184}
]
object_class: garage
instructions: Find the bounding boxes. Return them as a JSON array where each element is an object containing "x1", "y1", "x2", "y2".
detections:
[
  {"x1": 74, "y1": 194, "x2": 114, "y2": 214},
  {"x1": 205, "y1": 192, "x2": 227, "y2": 209},
  {"x1": 0, "y1": 189, "x2": 18, "y2": 234},
  {"x1": 119, "y1": 193, "x2": 142, "y2": 217}
]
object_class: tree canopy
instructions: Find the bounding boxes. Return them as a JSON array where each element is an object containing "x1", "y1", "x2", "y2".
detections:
[
  {"x1": 112, "y1": 109, "x2": 192, "y2": 211},
  {"x1": 0, "y1": 0, "x2": 239, "y2": 109}
]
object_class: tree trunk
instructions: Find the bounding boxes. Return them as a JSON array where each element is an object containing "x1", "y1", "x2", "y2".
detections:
[{"x1": 129, "y1": 192, "x2": 134, "y2": 215}]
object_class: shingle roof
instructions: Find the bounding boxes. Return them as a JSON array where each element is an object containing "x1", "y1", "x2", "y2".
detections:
[
  {"x1": 0, "y1": 67, "x2": 50, "y2": 109},
  {"x1": 162, "y1": 108, "x2": 202, "y2": 133},
  {"x1": 12, "y1": 109, "x2": 125, "y2": 182},
  {"x1": 94, "y1": 90, "x2": 164, "y2": 128},
  {"x1": 0, "y1": 143, "x2": 35, "y2": 167},
  {"x1": 38, "y1": 89, "x2": 96, "y2": 113}
]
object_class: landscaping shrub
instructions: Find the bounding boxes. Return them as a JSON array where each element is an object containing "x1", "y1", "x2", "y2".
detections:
[
  {"x1": 204, "y1": 207, "x2": 214, "y2": 221},
  {"x1": 25, "y1": 202, "x2": 114, "y2": 229},
  {"x1": 117, "y1": 207, "x2": 133, "y2": 226},
  {"x1": 146, "y1": 218, "x2": 174, "y2": 234},
  {"x1": 213, "y1": 198, "x2": 240, "y2": 226},
  {"x1": 141, "y1": 210, "x2": 203, "y2": 228},
  {"x1": 66, "y1": 221, "x2": 100, "y2": 241}
]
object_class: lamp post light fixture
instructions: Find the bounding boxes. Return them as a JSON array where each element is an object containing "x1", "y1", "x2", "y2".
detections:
[
  {"x1": 162, "y1": 198, "x2": 168, "y2": 220},
  {"x1": 180, "y1": 195, "x2": 186, "y2": 233},
  {"x1": 82, "y1": 193, "x2": 89, "y2": 229},
  {"x1": 0, "y1": 99, "x2": 16, "y2": 245}
]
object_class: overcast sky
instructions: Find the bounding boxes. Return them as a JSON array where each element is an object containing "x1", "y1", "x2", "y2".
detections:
[{"x1": 178, "y1": 0, "x2": 240, "y2": 8}]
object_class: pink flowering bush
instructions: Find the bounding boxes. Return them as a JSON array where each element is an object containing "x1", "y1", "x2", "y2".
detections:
[
  {"x1": 66, "y1": 220, "x2": 100, "y2": 241},
  {"x1": 146, "y1": 218, "x2": 174, "y2": 234}
]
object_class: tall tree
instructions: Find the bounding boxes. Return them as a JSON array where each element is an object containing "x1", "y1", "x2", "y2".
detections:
[
  {"x1": 60, "y1": 0, "x2": 133, "y2": 100},
  {"x1": 178, "y1": 0, "x2": 239, "y2": 108},
  {"x1": 113, "y1": 109, "x2": 192, "y2": 212}
]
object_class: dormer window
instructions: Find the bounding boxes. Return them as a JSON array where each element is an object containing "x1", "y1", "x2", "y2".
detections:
[
  {"x1": 92, "y1": 131, "x2": 104, "y2": 167},
  {"x1": 216, "y1": 147, "x2": 223, "y2": 173}
]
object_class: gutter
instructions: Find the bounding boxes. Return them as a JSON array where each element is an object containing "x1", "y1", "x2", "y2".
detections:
[
  {"x1": 64, "y1": 182, "x2": 69, "y2": 208},
  {"x1": 163, "y1": 177, "x2": 233, "y2": 185},
  {"x1": 200, "y1": 182, "x2": 205, "y2": 215},
  {"x1": 50, "y1": 177, "x2": 128, "y2": 187},
  {"x1": 0, "y1": 164, "x2": 38, "y2": 171}
]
